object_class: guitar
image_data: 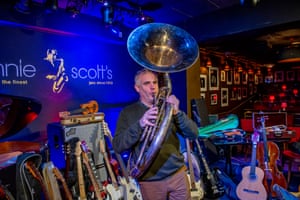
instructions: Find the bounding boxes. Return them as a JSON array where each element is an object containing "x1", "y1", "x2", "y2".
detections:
[
  {"x1": 99, "y1": 121, "x2": 125, "y2": 200},
  {"x1": 75, "y1": 141, "x2": 87, "y2": 200},
  {"x1": 80, "y1": 141, "x2": 104, "y2": 200},
  {"x1": 256, "y1": 115, "x2": 287, "y2": 198},
  {"x1": 52, "y1": 167, "x2": 73, "y2": 200},
  {"x1": 195, "y1": 139, "x2": 225, "y2": 199},
  {"x1": 185, "y1": 138, "x2": 204, "y2": 200},
  {"x1": 25, "y1": 160, "x2": 50, "y2": 200},
  {"x1": 236, "y1": 131, "x2": 267, "y2": 200},
  {"x1": 59, "y1": 100, "x2": 99, "y2": 118},
  {"x1": 102, "y1": 121, "x2": 143, "y2": 200},
  {"x1": 42, "y1": 161, "x2": 63, "y2": 200}
]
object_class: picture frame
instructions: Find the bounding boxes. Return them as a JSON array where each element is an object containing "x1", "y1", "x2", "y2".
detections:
[
  {"x1": 221, "y1": 70, "x2": 226, "y2": 82},
  {"x1": 221, "y1": 88, "x2": 229, "y2": 107},
  {"x1": 286, "y1": 70, "x2": 295, "y2": 81},
  {"x1": 242, "y1": 71, "x2": 248, "y2": 85},
  {"x1": 200, "y1": 74, "x2": 207, "y2": 92},
  {"x1": 237, "y1": 87, "x2": 241, "y2": 100},
  {"x1": 234, "y1": 71, "x2": 240, "y2": 85},
  {"x1": 209, "y1": 67, "x2": 219, "y2": 90},
  {"x1": 227, "y1": 70, "x2": 232, "y2": 85},
  {"x1": 274, "y1": 71, "x2": 284, "y2": 82},
  {"x1": 200, "y1": 93, "x2": 206, "y2": 99},
  {"x1": 210, "y1": 93, "x2": 218, "y2": 105},
  {"x1": 242, "y1": 87, "x2": 247, "y2": 98}
]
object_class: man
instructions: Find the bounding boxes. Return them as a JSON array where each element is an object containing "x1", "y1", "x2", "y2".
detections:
[{"x1": 112, "y1": 69, "x2": 198, "y2": 200}]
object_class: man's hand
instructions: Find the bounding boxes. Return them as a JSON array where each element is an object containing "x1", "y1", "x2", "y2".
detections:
[
  {"x1": 139, "y1": 106, "x2": 158, "y2": 128},
  {"x1": 167, "y1": 95, "x2": 180, "y2": 115}
]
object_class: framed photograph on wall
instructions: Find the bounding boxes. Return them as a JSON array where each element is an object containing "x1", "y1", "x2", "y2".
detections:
[
  {"x1": 234, "y1": 71, "x2": 240, "y2": 85},
  {"x1": 227, "y1": 70, "x2": 232, "y2": 85},
  {"x1": 221, "y1": 70, "x2": 226, "y2": 82},
  {"x1": 242, "y1": 87, "x2": 247, "y2": 98},
  {"x1": 200, "y1": 93, "x2": 206, "y2": 99},
  {"x1": 200, "y1": 74, "x2": 207, "y2": 91},
  {"x1": 242, "y1": 71, "x2": 248, "y2": 84},
  {"x1": 210, "y1": 93, "x2": 218, "y2": 105},
  {"x1": 287, "y1": 70, "x2": 295, "y2": 81},
  {"x1": 221, "y1": 88, "x2": 229, "y2": 107},
  {"x1": 274, "y1": 71, "x2": 284, "y2": 82},
  {"x1": 209, "y1": 67, "x2": 219, "y2": 90}
]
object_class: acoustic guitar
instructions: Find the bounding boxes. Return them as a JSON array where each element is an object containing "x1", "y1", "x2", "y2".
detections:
[
  {"x1": 256, "y1": 115, "x2": 287, "y2": 198},
  {"x1": 236, "y1": 131, "x2": 267, "y2": 200}
]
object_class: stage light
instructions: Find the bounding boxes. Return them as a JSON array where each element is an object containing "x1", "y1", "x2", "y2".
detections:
[
  {"x1": 14, "y1": 0, "x2": 31, "y2": 14},
  {"x1": 101, "y1": 2, "x2": 114, "y2": 25}
]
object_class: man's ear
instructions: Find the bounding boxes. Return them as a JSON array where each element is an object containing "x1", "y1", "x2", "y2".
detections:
[{"x1": 134, "y1": 84, "x2": 139, "y2": 92}]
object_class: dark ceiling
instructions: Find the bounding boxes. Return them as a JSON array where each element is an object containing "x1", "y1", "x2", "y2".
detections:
[{"x1": 10, "y1": 0, "x2": 300, "y2": 64}]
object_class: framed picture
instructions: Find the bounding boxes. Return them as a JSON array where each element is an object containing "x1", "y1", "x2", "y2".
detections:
[
  {"x1": 209, "y1": 67, "x2": 219, "y2": 90},
  {"x1": 237, "y1": 88, "x2": 241, "y2": 100},
  {"x1": 221, "y1": 88, "x2": 229, "y2": 107},
  {"x1": 254, "y1": 74, "x2": 259, "y2": 85},
  {"x1": 200, "y1": 93, "x2": 206, "y2": 99},
  {"x1": 274, "y1": 71, "x2": 284, "y2": 82},
  {"x1": 200, "y1": 74, "x2": 207, "y2": 91},
  {"x1": 234, "y1": 71, "x2": 240, "y2": 85},
  {"x1": 242, "y1": 71, "x2": 248, "y2": 84},
  {"x1": 210, "y1": 93, "x2": 218, "y2": 105},
  {"x1": 221, "y1": 70, "x2": 226, "y2": 82},
  {"x1": 227, "y1": 70, "x2": 232, "y2": 85},
  {"x1": 249, "y1": 83, "x2": 253, "y2": 95},
  {"x1": 286, "y1": 70, "x2": 295, "y2": 81},
  {"x1": 248, "y1": 73, "x2": 254, "y2": 82},
  {"x1": 242, "y1": 87, "x2": 247, "y2": 98}
]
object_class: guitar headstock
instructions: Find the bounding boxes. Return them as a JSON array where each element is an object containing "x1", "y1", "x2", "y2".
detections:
[
  {"x1": 80, "y1": 140, "x2": 89, "y2": 154},
  {"x1": 74, "y1": 141, "x2": 82, "y2": 157},
  {"x1": 251, "y1": 130, "x2": 260, "y2": 144}
]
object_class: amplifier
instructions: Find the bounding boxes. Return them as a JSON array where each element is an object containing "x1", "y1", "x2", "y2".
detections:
[{"x1": 47, "y1": 122, "x2": 107, "y2": 181}]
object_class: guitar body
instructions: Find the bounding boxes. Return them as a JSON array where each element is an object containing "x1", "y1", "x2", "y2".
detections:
[
  {"x1": 201, "y1": 170, "x2": 225, "y2": 199},
  {"x1": 236, "y1": 166, "x2": 267, "y2": 200},
  {"x1": 118, "y1": 176, "x2": 143, "y2": 200},
  {"x1": 257, "y1": 141, "x2": 287, "y2": 197},
  {"x1": 187, "y1": 174, "x2": 204, "y2": 200}
]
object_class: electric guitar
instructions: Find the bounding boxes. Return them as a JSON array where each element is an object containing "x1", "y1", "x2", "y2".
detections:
[
  {"x1": 42, "y1": 161, "x2": 63, "y2": 200},
  {"x1": 185, "y1": 138, "x2": 204, "y2": 200},
  {"x1": 75, "y1": 141, "x2": 87, "y2": 200},
  {"x1": 80, "y1": 141, "x2": 104, "y2": 200},
  {"x1": 236, "y1": 131, "x2": 267, "y2": 200},
  {"x1": 25, "y1": 160, "x2": 50, "y2": 200},
  {"x1": 52, "y1": 166, "x2": 73, "y2": 200},
  {"x1": 99, "y1": 121, "x2": 125, "y2": 200},
  {"x1": 195, "y1": 139, "x2": 225, "y2": 199},
  {"x1": 102, "y1": 121, "x2": 143, "y2": 200}
]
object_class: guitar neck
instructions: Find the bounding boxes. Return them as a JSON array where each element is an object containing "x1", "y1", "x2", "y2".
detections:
[
  {"x1": 100, "y1": 139, "x2": 119, "y2": 189},
  {"x1": 53, "y1": 167, "x2": 73, "y2": 200},
  {"x1": 185, "y1": 138, "x2": 196, "y2": 189},
  {"x1": 195, "y1": 140, "x2": 216, "y2": 185},
  {"x1": 81, "y1": 152, "x2": 103, "y2": 200},
  {"x1": 75, "y1": 142, "x2": 87, "y2": 200}
]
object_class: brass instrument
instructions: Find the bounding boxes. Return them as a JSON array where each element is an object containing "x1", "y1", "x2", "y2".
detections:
[{"x1": 127, "y1": 22, "x2": 199, "y2": 178}]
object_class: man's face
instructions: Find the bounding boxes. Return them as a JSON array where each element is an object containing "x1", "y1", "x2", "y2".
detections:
[{"x1": 135, "y1": 71, "x2": 159, "y2": 106}]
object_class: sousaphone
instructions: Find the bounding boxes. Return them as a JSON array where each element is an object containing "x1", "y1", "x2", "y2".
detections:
[{"x1": 127, "y1": 22, "x2": 199, "y2": 178}]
